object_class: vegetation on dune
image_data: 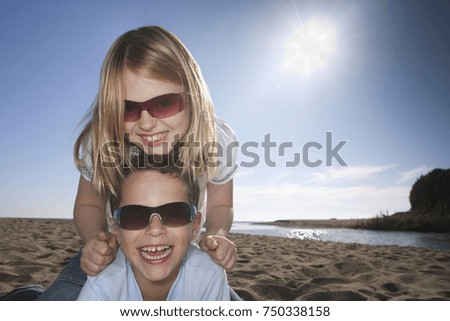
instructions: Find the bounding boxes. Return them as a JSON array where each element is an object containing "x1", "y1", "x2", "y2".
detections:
[
  {"x1": 409, "y1": 168, "x2": 450, "y2": 214},
  {"x1": 355, "y1": 169, "x2": 450, "y2": 233}
]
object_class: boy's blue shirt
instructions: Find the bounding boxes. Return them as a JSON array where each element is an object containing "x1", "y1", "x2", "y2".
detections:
[{"x1": 77, "y1": 244, "x2": 230, "y2": 301}]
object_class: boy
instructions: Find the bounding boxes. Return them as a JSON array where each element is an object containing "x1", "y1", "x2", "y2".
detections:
[{"x1": 77, "y1": 167, "x2": 230, "y2": 300}]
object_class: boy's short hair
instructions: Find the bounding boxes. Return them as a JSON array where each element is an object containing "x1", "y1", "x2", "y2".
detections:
[{"x1": 110, "y1": 163, "x2": 200, "y2": 213}]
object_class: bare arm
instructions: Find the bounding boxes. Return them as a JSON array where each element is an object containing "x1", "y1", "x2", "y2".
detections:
[
  {"x1": 205, "y1": 180, "x2": 234, "y2": 237},
  {"x1": 74, "y1": 176, "x2": 118, "y2": 275},
  {"x1": 73, "y1": 176, "x2": 108, "y2": 243},
  {"x1": 199, "y1": 180, "x2": 237, "y2": 270}
]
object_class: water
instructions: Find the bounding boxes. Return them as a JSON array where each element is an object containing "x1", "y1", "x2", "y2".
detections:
[{"x1": 231, "y1": 222, "x2": 450, "y2": 250}]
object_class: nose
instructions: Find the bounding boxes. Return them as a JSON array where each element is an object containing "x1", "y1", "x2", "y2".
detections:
[
  {"x1": 145, "y1": 214, "x2": 166, "y2": 237},
  {"x1": 138, "y1": 110, "x2": 158, "y2": 131}
]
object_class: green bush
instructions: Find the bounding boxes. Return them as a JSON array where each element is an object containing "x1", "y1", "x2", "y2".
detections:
[
  {"x1": 354, "y1": 168, "x2": 450, "y2": 233},
  {"x1": 409, "y1": 168, "x2": 450, "y2": 213}
]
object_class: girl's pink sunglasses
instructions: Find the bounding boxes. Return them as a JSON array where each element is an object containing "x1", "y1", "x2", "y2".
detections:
[{"x1": 124, "y1": 93, "x2": 186, "y2": 122}]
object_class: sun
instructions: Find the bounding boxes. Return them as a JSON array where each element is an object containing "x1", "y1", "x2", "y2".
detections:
[{"x1": 283, "y1": 19, "x2": 336, "y2": 74}]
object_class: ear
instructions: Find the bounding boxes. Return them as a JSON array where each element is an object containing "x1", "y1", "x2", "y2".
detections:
[
  {"x1": 110, "y1": 217, "x2": 121, "y2": 245},
  {"x1": 190, "y1": 212, "x2": 202, "y2": 242}
]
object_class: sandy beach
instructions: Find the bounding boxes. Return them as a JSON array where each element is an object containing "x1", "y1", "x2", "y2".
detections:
[{"x1": 1, "y1": 218, "x2": 449, "y2": 300}]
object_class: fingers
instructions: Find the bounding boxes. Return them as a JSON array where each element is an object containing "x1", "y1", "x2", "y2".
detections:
[
  {"x1": 201, "y1": 235, "x2": 237, "y2": 270},
  {"x1": 213, "y1": 242, "x2": 237, "y2": 270},
  {"x1": 96, "y1": 231, "x2": 110, "y2": 242},
  {"x1": 205, "y1": 235, "x2": 219, "y2": 250},
  {"x1": 198, "y1": 235, "x2": 217, "y2": 252},
  {"x1": 98, "y1": 231, "x2": 119, "y2": 251},
  {"x1": 211, "y1": 250, "x2": 236, "y2": 270},
  {"x1": 80, "y1": 251, "x2": 108, "y2": 276},
  {"x1": 80, "y1": 233, "x2": 118, "y2": 276}
]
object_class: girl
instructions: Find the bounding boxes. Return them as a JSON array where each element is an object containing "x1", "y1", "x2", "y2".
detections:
[{"x1": 39, "y1": 26, "x2": 238, "y2": 300}]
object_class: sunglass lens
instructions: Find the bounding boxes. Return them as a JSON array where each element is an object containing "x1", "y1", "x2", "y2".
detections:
[
  {"x1": 119, "y1": 205, "x2": 150, "y2": 230},
  {"x1": 151, "y1": 94, "x2": 183, "y2": 118},
  {"x1": 157, "y1": 202, "x2": 192, "y2": 227},
  {"x1": 124, "y1": 103, "x2": 140, "y2": 122}
]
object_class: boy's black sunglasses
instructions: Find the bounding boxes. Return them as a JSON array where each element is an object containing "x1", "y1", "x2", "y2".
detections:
[{"x1": 113, "y1": 202, "x2": 197, "y2": 230}]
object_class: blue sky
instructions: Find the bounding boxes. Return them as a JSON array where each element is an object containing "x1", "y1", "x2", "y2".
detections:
[{"x1": 0, "y1": 0, "x2": 449, "y2": 221}]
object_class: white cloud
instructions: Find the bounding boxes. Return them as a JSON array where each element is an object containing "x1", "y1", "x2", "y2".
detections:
[
  {"x1": 234, "y1": 163, "x2": 413, "y2": 221},
  {"x1": 234, "y1": 182, "x2": 409, "y2": 221},
  {"x1": 396, "y1": 165, "x2": 431, "y2": 184},
  {"x1": 308, "y1": 164, "x2": 397, "y2": 183}
]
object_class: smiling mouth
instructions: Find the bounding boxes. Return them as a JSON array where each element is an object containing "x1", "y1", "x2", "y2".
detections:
[
  {"x1": 141, "y1": 132, "x2": 168, "y2": 144},
  {"x1": 139, "y1": 245, "x2": 173, "y2": 262}
]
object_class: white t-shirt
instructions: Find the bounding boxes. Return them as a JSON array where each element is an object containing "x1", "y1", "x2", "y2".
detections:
[
  {"x1": 77, "y1": 244, "x2": 230, "y2": 301},
  {"x1": 78, "y1": 116, "x2": 239, "y2": 229}
]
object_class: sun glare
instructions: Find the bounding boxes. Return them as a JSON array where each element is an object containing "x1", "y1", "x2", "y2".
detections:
[{"x1": 283, "y1": 19, "x2": 336, "y2": 74}]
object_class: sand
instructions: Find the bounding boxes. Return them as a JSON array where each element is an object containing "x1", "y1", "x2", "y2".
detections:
[{"x1": 1, "y1": 218, "x2": 449, "y2": 300}]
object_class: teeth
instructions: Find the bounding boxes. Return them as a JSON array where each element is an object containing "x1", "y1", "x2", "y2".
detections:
[
  {"x1": 140, "y1": 246, "x2": 172, "y2": 261},
  {"x1": 142, "y1": 133, "x2": 166, "y2": 142},
  {"x1": 141, "y1": 245, "x2": 171, "y2": 252}
]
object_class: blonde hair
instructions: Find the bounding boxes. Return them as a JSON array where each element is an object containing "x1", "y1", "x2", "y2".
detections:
[{"x1": 74, "y1": 26, "x2": 216, "y2": 196}]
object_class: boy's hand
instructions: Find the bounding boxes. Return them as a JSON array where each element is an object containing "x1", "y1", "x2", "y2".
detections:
[
  {"x1": 199, "y1": 235, "x2": 237, "y2": 270},
  {"x1": 81, "y1": 231, "x2": 118, "y2": 276}
]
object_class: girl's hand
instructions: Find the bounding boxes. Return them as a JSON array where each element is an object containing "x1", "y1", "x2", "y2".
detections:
[
  {"x1": 199, "y1": 234, "x2": 237, "y2": 270},
  {"x1": 80, "y1": 231, "x2": 119, "y2": 276}
]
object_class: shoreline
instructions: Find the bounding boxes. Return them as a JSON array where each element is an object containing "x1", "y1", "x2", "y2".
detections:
[
  {"x1": 255, "y1": 216, "x2": 450, "y2": 233},
  {"x1": 1, "y1": 218, "x2": 449, "y2": 300},
  {"x1": 254, "y1": 219, "x2": 366, "y2": 229}
]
